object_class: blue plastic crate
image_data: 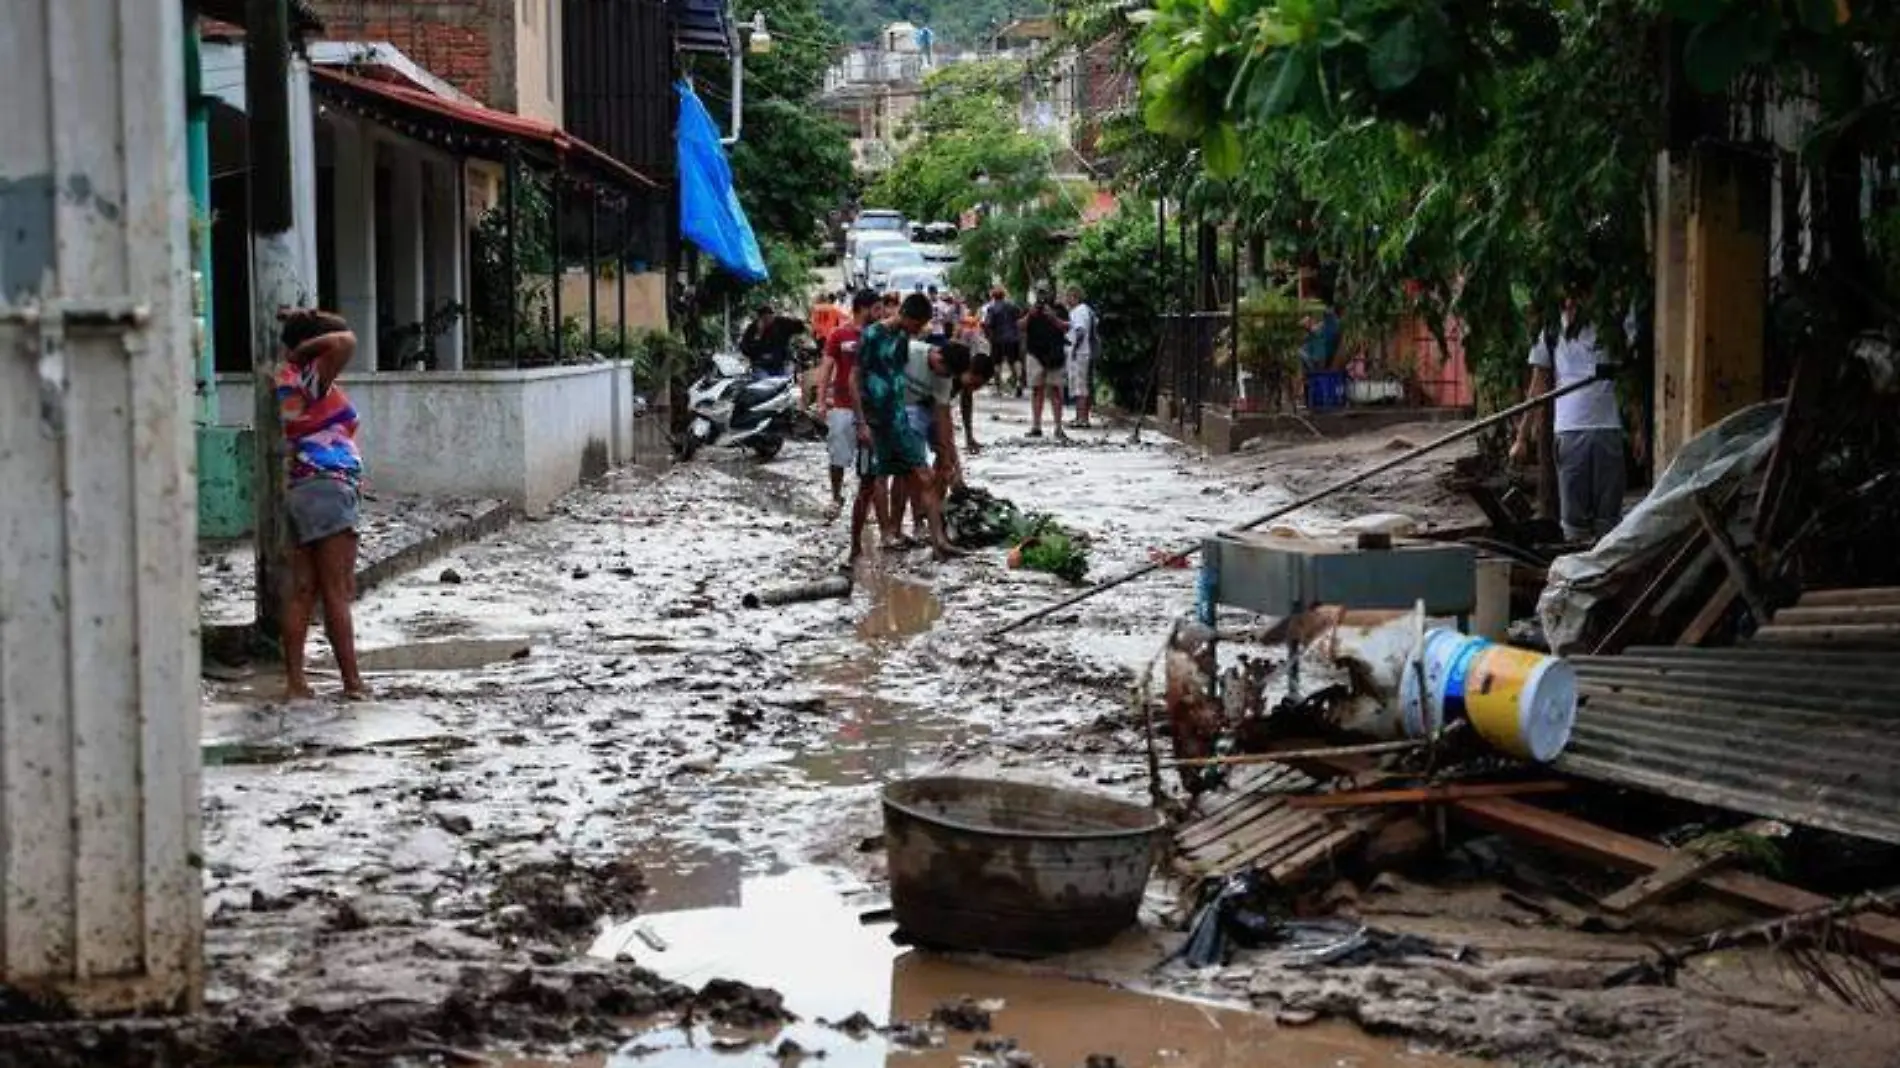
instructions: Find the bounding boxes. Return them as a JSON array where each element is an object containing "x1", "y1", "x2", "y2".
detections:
[{"x1": 1305, "y1": 370, "x2": 1349, "y2": 410}]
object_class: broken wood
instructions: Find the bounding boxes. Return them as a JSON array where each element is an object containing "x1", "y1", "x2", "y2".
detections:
[
  {"x1": 1602, "y1": 883, "x2": 1900, "y2": 988},
  {"x1": 1598, "y1": 819, "x2": 1784, "y2": 914},
  {"x1": 1676, "y1": 574, "x2": 1741, "y2": 647},
  {"x1": 1451, "y1": 796, "x2": 1900, "y2": 956},
  {"x1": 1692, "y1": 492, "x2": 1773, "y2": 628},
  {"x1": 1591, "y1": 527, "x2": 1707, "y2": 654},
  {"x1": 1288, "y1": 780, "x2": 1569, "y2": 809},
  {"x1": 1164, "y1": 738, "x2": 1427, "y2": 770}
]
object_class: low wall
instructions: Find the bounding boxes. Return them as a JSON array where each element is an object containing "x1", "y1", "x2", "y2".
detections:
[{"x1": 217, "y1": 362, "x2": 667, "y2": 514}]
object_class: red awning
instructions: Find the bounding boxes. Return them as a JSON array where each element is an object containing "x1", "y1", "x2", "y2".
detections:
[{"x1": 310, "y1": 67, "x2": 660, "y2": 191}]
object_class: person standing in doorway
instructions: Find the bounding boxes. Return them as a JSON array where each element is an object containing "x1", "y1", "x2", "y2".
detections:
[
  {"x1": 814, "y1": 290, "x2": 880, "y2": 521},
  {"x1": 1509, "y1": 278, "x2": 1626, "y2": 542},
  {"x1": 1022, "y1": 289, "x2": 1069, "y2": 441},
  {"x1": 1064, "y1": 286, "x2": 1099, "y2": 429},
  {"x1": 983, "y1": 287, "x2": 1025, "y2": 397},
  {"x1": 276, "y1": 309, "x2": 368, "y2": 702}
]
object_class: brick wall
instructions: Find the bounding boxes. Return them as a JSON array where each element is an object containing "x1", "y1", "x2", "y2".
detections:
[{"x1": 307, "y1": 0, "x2": 516, "y2": 110}]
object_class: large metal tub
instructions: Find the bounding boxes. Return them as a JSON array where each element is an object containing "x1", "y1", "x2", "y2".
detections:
[{"x1": 882, "y1": 777, "x2": 1165, "y2": 957}]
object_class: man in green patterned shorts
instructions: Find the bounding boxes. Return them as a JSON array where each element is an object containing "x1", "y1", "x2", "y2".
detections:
[{"x1": 848, "y1": 292, "x2": 962, "y2": 563}]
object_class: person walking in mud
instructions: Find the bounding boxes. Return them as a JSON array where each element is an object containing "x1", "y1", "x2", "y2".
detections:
[
  {"x1": 888, "y1": 339, "x2": 994, "y2": 540},
  {"x1": 982, "y1": 287, "x2": 1024, "y2": 397},
  {"x1": 1064, "y1": 285, "x2": 1099, "y2": 430},
  {"x1": 849, "y1": 293, "x2": 964, "y2": 563},
  {"x1": 814, "y1": 290, "x2": 881, "y2": 521},
  {"x1": 276, "y1": 309, "x2": 368, "y2": 701},
  {"x1": 1023, "y1": 289, "x2": 1070, "y2": 440}
]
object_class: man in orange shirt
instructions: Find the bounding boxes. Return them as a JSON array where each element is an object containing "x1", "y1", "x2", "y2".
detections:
[{"x1": 810, "y1": 291, "x2": 846, "y2": 345}]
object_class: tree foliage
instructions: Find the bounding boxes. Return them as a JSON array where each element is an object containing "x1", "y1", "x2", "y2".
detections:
[
  {"x1": 1056, "y1": 202, "x2": 1167, "y2": 409},
  {"x1": 865, "y1": 61, "x2": 1058, "y2": 223}
]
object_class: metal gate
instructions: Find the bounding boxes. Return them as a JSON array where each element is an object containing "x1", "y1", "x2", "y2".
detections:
[{"x1": 1, "y1": 0, "x2": 202, "y2": 1013}]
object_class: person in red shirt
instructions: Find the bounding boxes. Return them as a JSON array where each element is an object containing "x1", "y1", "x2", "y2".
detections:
[{"x1": 814, "y1": 290, "x2": 881, "y2": 520}]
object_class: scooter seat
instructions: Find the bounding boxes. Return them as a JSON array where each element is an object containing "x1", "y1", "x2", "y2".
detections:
[{"x1": 738, "y1": 378, "x2": 789, "y2": 404}]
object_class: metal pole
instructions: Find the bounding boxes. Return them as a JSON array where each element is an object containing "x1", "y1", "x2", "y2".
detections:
[
  {"x1": 185, "y1": 8, "x2": 216, "y2": 426},
  {"x1": 552, "y1": 170, "x2": 565, "y2": 362},
  {"x1": 587, "y1": 182, "x2": 600, "y2": 355},
  {"x1": 991, "y1": 370, "x2": 1619, "y2": 637},
  {"x1": 246, "y1": 0, "x2": 303, "y2": 639},
  {"x1": 505, "y1": 149, "x2": 520, "y2": 367}
]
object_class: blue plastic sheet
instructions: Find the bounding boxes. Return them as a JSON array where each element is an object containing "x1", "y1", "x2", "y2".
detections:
[{"x1": 675, "y1": 80, "x2": 767, "y2": 283}]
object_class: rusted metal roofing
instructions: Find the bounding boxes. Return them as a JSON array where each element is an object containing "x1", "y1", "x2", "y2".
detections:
[{"x1": 1565, "y1": 594, "x2": 1900, "y2": 845}]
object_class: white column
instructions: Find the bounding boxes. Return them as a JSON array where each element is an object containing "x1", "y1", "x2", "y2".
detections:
[
  {"x1": 288, "y1": 58, "x2": 320, "y2": 295},
  {"x1": 330, "y1": 118, "x2": 378, "y2": 370},
  {"x1": 429, "y1": 158, "x2": 467, "y2": 369},
  {"x1": 388, "y1": 146, "x2": 426, "y2": 369}
]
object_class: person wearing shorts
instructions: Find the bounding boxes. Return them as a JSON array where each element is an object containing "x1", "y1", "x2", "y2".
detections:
[
  {"x1": 983, "y1": 287, "x2": 1024, "y2": 397},
  {"x1": 848, "y1": 294, "x2": 962, "y2": 563},
  {"x1": 275, "y1": 309, "x2": 368, "y2": 701},
  {"x1": 814, "y1": 290, "x2": 880, "y2": 519},
  {"x1": 1022, "y1": 291, "x2": 1069, "y2": 440},
  {"x1": 1064, "y1": 287, "x2": 1098, "y2": 429}
]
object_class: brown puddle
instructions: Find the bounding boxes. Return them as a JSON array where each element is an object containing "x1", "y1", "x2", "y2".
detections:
[
  {"x1": 530, "y1": 869, "x2": 1474, "y2": 1068},
  {"x1": 856, "y1": 574, "x2": 941, "y2": 641}
]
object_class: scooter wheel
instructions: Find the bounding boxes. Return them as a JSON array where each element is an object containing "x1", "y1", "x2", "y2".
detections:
[
  {"x1": 749, "y1": 436, "x2": 784, "y2": 462},
  {"x1": 674, "y1": 433, "x2": 700, "y2": 462}
]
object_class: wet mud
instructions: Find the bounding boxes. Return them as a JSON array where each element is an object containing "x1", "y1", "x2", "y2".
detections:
[{"x1": 16, "y1": 400, "x2": 1900, "y2": 1067}]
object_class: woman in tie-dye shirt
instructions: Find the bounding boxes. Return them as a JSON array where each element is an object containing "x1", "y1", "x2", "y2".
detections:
[{"x1": 276, "y1": 309, "x2": 368, "y2": 701}]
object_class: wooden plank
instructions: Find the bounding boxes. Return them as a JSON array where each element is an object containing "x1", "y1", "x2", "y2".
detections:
[
  {"x1": 1794, "y1": 588, "x2": 1900, "y2": 609},
  {"x1": 1773, "y1": 605, "x2": 1900, "y2": 627},
  {"x1": 1202, "y1": 818, "x2": 1334, "y2": 877},
  {"x1": 1677, "y1": 575, "x2": 1740, "y2": 646},
  {"x1": 1692, "y1": 492, "x2": 1773, "y2": 628},
  {"x1": 1181, "y1": 804, "x2": 1309, "y2": 867},
  {"x1": 1268, "y1": 822, "x2": 1377, "y2": 886},
  {"x1": 1591, "y1": 529, "x2": 1708, "y2": 654},
  {"x1": 1176, "y1": 794, "x2": 1290, "y2": 853},
  {"x1": 1184, "y1": 765, "x2": 1298, "y2": 822},
  {"x1": 1598, "y1": 820, "x2": 1778, "y2": 914},
  {"x1": 1452, "y1": 797, "x2": 1900, "y2": 956},
  {"x1": 1288, "y1": 781, "x2": 1569, "y2": 809}
]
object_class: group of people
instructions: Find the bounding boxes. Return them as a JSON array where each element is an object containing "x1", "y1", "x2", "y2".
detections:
[
  {"x1": 811, "y1": 290, "x2": 996, "y2": 564},
  {"x1": 977, "y1": 286, "x2": 1097, "y2": 439}
]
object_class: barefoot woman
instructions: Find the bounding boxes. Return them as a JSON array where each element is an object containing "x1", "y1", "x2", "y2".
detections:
[{"x1": 277, "y1": 310, "x2": 368, "y2": 700}]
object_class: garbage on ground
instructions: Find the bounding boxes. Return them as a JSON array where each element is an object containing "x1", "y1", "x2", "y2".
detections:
[
  {"x1": 946, "y1": 484, "x2": 1092, "y2": 582},
  {"x1": 742, "y1": 574, "x2": 852, "y2": 609},
  {"x1": 1172, "y1": 871, "x2": 1464, "y2": 970}
]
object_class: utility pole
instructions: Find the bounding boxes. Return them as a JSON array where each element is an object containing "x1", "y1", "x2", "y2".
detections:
[{"x1": 247, "y1": 0, "x2": 302, "y2": 638}]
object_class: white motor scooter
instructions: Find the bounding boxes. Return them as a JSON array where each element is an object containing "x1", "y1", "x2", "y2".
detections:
[{"x1": 675, "y1": 352, "x2": 802, "y2": 462}]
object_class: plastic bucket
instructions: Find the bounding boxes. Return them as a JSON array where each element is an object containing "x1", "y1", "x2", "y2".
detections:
[
  {"x1": 1397, "y1": 628, "x2": 1483, "y2": 740},
  {"x1": 1463, "y1": 645, "x2": 1578, "y2": 763}
]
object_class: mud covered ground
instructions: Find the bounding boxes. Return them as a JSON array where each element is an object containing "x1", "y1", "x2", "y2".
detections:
[{"x1": 11, "y1": 399, "x2": 1900, "y2": 1068}]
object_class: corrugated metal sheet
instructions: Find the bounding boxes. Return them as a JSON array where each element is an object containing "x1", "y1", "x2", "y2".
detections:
[{"x1": 1566, "y1": 611, "x2": 1900, "y2": 845}]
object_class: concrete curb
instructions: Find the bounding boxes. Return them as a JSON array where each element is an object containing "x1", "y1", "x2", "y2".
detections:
[{"x1": 202, "y1": 500, "x2": 516, "y2": 662}]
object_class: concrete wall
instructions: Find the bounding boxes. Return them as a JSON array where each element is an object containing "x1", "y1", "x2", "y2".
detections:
[
  {"x1": 217, "y1": 363, "x2": 660, "y2": 514},
  {"x1": 514, "y1": 0, "x2": 562, "y2": 123}
]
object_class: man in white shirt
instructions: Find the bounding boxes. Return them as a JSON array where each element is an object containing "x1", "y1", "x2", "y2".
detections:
[
  {"x1": 1064, "y1": 287, "x2": 1098, "y2": 429},
  {"x1": 1510, "y1": 291, "x2": 1625, "y2": 541}
]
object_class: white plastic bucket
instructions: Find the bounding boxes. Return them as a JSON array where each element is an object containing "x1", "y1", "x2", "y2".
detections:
[
  {"x1": 1398, "y1": 627, "x2": 1578, "y2": 762},
  {"x1": 1397, "y1": 628, "x2": 1478, "y2": 740}
]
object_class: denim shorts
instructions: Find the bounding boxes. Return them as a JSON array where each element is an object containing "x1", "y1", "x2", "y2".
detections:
[{"x1": 287, "y1": 477, "x2": 360, "y2": 545}]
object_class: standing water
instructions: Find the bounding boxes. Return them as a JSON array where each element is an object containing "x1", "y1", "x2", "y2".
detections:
[{"x1": 536, "y1": 869, "x2": 1477, "y2": 1068}]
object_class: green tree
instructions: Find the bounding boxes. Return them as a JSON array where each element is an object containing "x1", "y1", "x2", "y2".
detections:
[
  {"x1": 866, "y1": 61, "x2": 1057, "y2": 223},
  {"x1": 1056, "y1": 202, "x2": 1166, "y2": 409}
]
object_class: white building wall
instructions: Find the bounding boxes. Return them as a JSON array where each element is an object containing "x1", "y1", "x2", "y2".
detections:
[{"x1": 216, "y1": 363, "x2": 643, "y2": 514}]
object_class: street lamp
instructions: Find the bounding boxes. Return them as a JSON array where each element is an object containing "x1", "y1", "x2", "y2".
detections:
[{"x1": 747, "y1": 12, "x2": 773, "y2": 54}]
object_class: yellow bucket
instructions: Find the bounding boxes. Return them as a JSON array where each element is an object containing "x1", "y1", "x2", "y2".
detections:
[{"x1": 1462, "y1": 644, "x2": 1578, "y2": 763}]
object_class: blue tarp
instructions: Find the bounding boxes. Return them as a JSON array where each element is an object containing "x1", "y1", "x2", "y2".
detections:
[{"x1": 676, "y1": 80, "x2": 767, "y2": 283}]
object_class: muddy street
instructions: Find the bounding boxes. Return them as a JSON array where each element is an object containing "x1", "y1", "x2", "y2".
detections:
[{"x1": 187, "y1": 402, "x2": 1465, "y2": 1066}]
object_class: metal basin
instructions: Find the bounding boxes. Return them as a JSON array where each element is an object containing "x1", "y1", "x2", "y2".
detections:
[{"x1": 881, "y1": 777, "x2": 1165, "y2": 957}]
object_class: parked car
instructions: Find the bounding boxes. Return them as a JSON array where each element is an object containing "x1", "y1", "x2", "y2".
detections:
[
  {"x1": 866, "y1": 246, "x2": 928, "y2": 290},
  {"x1": 847, "y1": 231, "x2": 909, "y2": 288},
  {"x1": 886, "y1": 264, "x2": 947, "y2": 293},
  {"x1": 843, "y1": 209, "x2": 908, "y2": 271}
]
